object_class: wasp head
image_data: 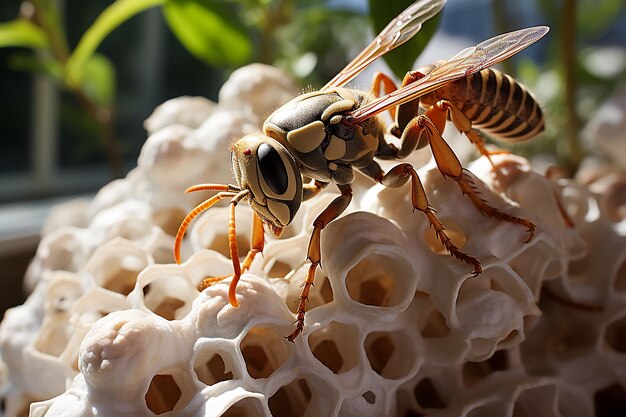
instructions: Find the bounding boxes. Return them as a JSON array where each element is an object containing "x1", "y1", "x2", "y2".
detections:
[{"x1": 231, "y1": 134, "x2": 303, "y2": 237}]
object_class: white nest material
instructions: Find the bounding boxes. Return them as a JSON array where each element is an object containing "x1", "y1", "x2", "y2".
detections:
[{"x1": 1, "y1": 64, "x2": 625, "y2": 417}]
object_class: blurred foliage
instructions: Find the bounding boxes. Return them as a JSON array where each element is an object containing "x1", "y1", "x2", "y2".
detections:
[
  {"x1": 1, "y1": 0, "x2": 624, "y2": 179},
  {"x1": 511, "y1": 0, "x2": 626, "y2": 170}
]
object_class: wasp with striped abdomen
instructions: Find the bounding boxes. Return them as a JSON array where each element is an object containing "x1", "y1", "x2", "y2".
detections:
[{"x1": 174, "y1": 0, "x2": 549, "y2": 341}]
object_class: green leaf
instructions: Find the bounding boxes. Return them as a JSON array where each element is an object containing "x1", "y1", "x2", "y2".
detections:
[
  {"x1": 8, "y1": 53, "x2": 63, "y2": 78},
  {"x1": 163, "y1": 0, "x2": 252, "y2": 67},
  {"x1": 66, "y1": 0, "x2": 166, "y2": 87},
  {"x1": 82, "y1": 53, "x2": 116, "y2": 106},
  {"x1": 368, "y1": 0, "x2": 442, "y2": 80},
  {"x1": 0, "y1": 19, "x2": 48, "y2": 49}
]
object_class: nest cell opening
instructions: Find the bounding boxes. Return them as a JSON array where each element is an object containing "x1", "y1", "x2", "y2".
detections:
[
  {"x1": 604, "y1": 314, "x2": 626, "y2": 353},
  {"x1": 413, "y1": 378, "x2": 447, "y2": 410},
  {"x1": 508, "y1": 241, "x2": 565, "y2": 292},
  {"x1": 511, "y1": 384, "x2": 558, "y2": 417},
  {"x1": 364, "y1": 331, "x2": 415, "y2": 380},
  {"x1": 612, "y1": 256, "x2": 626, "y2": 293},
  {"x1": 423, "y1": 218, "x2": 467, "y2": 255},
  {"x1": 34, "y1": 319, "x2": 71, "y2": 357},
  {"x1": 594, "y1": 383, "x2": 626, "y2": 417},
  {"x1": 418, "y1": 303, "x2": 451, "y2": 339},
  {"x1": 141, "y1": 275, "x2": 193, "y2": 320},
  {"x1": 462, "y1": 349, "x2": 508, "y2": 388},
  {"x1": 144, "y1": 369, "x2": 195, "y2": 416},
  {"x1": 288, "y1": 273, "x2": 333, "y2": 314},
  {"x1": 222, "y1": 397, "x2": 267, "y2": 417},
  {"x1": 240, "y1": 325, "x2": 291, "y2": 379},
  {"x1": 193, "y1": 349, "x2": 235, "y2": 386},
  {"x1": 268, "y1": 378, "x2": 312, "y2": 417},
  {"x1": 152, "y1": 208, "x2": 187, "y2": 236},
  {"x1": 345, "y1": 253, "x2": 413, "y2": 308},
  {"x1": 308, "y1": 322, "x2": 360, "y2": 374},
  {"x1": 91, "y1": 251, "x2": 149, "y2": 296}
]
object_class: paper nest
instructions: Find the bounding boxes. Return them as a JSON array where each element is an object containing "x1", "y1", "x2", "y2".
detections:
[{"x1": 1, "y1": 64, "x2": 625, "y2": 417}]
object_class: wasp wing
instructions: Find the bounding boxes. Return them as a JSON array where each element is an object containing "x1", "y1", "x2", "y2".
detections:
[
  {"x1": 346, "y1": 26, "x2": 549, "y2": 123},
  {"x1": 321, "y1": 0, "x2": 446, "y2": 91}
]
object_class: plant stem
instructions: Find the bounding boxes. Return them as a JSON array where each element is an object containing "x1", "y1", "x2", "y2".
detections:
[
  {"x1": 66, "y1": 0, "x2": 166, "y2": 87},
  {"x1": 563, "y1": 0, "x2": 583, "y2": 169}
]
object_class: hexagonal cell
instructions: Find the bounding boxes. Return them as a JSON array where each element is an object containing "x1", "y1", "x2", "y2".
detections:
[
  {"x1": 462, "y1": 350, "x2": 508, "y2": 388},
  {"x1": 144, "y1": 369, "x2": 195, "y2": 415},
  {"x1": 362, "y1": 391, "x2": 376, "y2": 405},
  {"x1": 507, "y1": 241, "x2": 565, "y2": 295},
  {"x1": 145, "y1": 374, "x2": 181, "y2": 415},
  {"x1": 594, "y1": 383, "x2": 626, "y2": 417},
  {"x1": 152, "y1": 208, "x2": 186, "y2": 236},
  {"x1": 194, "y1": 349, "x2": 235, "y2": 386},
  {"x1": 604, "y1": 315, "x2": 626, "y2": 353},
  {"x1": 287, "y1": 273, "x2": 334, "y2": 314},
  {"x1": 141, "y1": 275, "x2": 194, "y2": 320},
  {"x1": 222, "y1": 397, "x2": 267, "y2": 417},
  {"x1": 612, "y1": 257, "x2": 626, "y2": 293},
  {"x1": 413, "y1": 378, "x2": 446, "y2": 410},
  {"x1": 512, "y1": 383, "x2": 558, "y2": 417},
  {"x1": 240, "y1": 325, "x2": 291, "y2": 379},
  {"x1": 364, "y1": 331, "x2": 415, "y2": 379},
  {"x1": 33, "y1": 317, "x2": 71, "y2": 357},
  {"x1": 345, "y1": 254, "x2": 413, "y2": 307},
  {"x1": 89, "y1": 250, "x2": 149, "y2": 296},
  {"x1": 423, "y1": 218, "x2": 467, "y2": 255},
  {"x1": 308, "y1": 322, "x2": 360, "y2": 374},
  {"x1": 268, "y1": 378, "x2": 311, "y2": 417},
  {"x1": 193, "y1": 207, "x2": 252, "y2": 259},
  {"x1": 418, "y1": 305, "x2": 450, "y2": 339}
]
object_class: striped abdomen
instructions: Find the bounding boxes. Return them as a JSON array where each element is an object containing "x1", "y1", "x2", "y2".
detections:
[{"x1": 422, "y1": 67, "x2": 544, "y2": 142}]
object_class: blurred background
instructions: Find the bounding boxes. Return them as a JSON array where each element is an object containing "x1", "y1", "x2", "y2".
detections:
[{"x1": 0, "y1": 0, "x2": 625, "y2": 314}]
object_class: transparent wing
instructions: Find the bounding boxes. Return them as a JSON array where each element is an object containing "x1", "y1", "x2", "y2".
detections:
[
  {"x1": 321, "y1": 0, "x2": 446, "y2": 91},
  {"x1": 347, "y1": 26, "x2": 549, "y2": 123}
]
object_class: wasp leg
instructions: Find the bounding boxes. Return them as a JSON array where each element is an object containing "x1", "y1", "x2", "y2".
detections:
[
  {"x1": 241, "y1": 212, "x2": 265, "y2": 273},
  {"x1": 432, "y1": 99, "x2": 513, "y2": 167},
  {"x1": 303, "y1": 179, "x2": 329, "y2": 201},
  {"x1": 287, "y1": 184, "x2": 353, "y2": 342},
  {"x1": 415, "y1": 112, "x2": 536, "y2": 242},
  {"x1": 197, "y1": 191, "x2": 249, "y2": 307},
  {"x1": 360, "y1": 160, "x2": 482, "y2": 275},
  {"x1": 371, "y1": 71, "x2": 399, "y2": 120}
]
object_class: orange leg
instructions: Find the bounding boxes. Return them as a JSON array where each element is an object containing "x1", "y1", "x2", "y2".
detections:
[
  {"x1": 195, "y1": 190, "x2": 255, "y2": 308},
  {"x1": 416, "y1": 109, "x2": 536, "y2": 242},
  {"x1": 430, "y1": 99, "x2": 511, "y2": 167},
  {"x1": 360, "y1": 160, "x2": 482, "y2": 275},
  {"x1": 287, "y1": 184, "x2": 353, "y2": 342},
  {"x1": 371, "y1": 71, "x2": 399, "y2": 121}
]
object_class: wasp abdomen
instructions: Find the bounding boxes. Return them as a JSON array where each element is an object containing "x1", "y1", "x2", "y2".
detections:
[
  {"x1": 425, "y1": 67, "x2": 544, "y2": 142},
  {"x1": 461, "y1": 68, "x2": 544, "y2": 142}
]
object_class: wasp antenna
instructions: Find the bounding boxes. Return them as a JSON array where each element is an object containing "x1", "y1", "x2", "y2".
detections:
[
  {"x1": 174, "y1": 191, "x2": 237, "y2": 264},
  {"x1": 185, "y1": 183, "x2": 233, "y2": 194}
]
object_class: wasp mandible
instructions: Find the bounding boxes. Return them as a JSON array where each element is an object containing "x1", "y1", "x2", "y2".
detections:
[{"x1": 174, "y1": 0, "x2": 549, "y2": 341}]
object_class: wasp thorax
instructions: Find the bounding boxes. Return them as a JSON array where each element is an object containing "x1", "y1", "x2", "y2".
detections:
[{"x1": 231, "y1": 134, "x2": 303, "y2": 236}]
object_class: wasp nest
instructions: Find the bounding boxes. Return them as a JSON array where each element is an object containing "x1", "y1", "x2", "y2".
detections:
[{"x1": 1, "y1": 64, "x2": 625, "y2": 417}]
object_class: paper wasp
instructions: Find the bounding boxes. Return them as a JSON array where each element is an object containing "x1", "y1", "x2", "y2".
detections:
[{"x1": 173, "y1": 0, "x2": 549, "y2": 341}]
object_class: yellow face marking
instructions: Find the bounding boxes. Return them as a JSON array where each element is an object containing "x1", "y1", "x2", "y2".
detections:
[
  {"x1": 286, "y1": 120, "x2": 326, "y2": 153},
  {"x1": 267, "y1": 199, "x2": 290, "y2": 226},
  {"x1": 324, "y1": 135, "x2": 347, "y2": 160},
  {"x1": 321, "y1": 99, "x2": 354, "y2": 121}
]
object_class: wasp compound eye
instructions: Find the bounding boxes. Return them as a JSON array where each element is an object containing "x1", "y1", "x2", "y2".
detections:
[{"x1": 257, "y1": 143, "x2": 288, "y2": 195}]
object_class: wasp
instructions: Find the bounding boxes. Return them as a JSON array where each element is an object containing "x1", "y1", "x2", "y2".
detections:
[{"x1": 173, "y1": 0, "x2": 549, "y2": 341}]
